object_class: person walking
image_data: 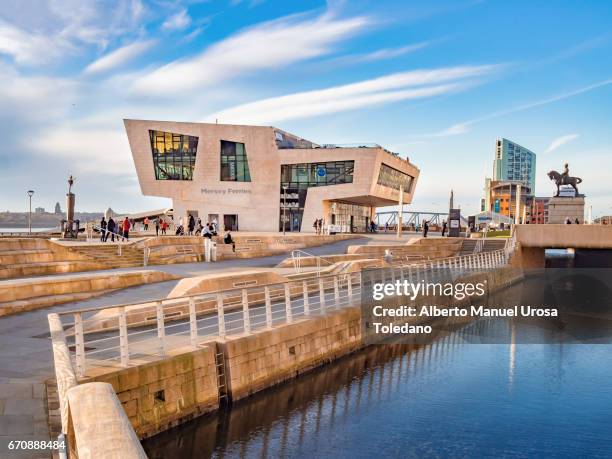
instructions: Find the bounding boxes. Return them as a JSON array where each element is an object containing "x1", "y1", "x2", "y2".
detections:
[
  {"x1": 122, "y1": 217, "x2": 131, "y2": 240},
  {"x1": 106, "y1": 217, "x2": 115, "y2": 242},
  {"x1": 565, "y1": 217, "x2": 571, "y2": 224},
  {"x1": 100, "y1": 217, "x2": 107, "y2": 242},
  {"x1": 143, "y1": 217, "x2": 149, "y2": 231},
  {"x1": 423, "y1": 220, "x2": 429, "y2": 238},
  {"x1": 160, "y1": 219, "x2": 168, "y2": 235},
  {"x1": 188, "y1": 214, "x2": 195, "y2": 236},
  {"x1": 313, "y1": 219, "x2": 318, "y2": 234},
  {"x1": 384, "y1": 222, "x2": 389, "y2": 233},
  {"x1": 575, "y1": 218, "x2": 580, "y2": 224},
  {"x1": 155, "y1": 218, "x2": 160, "y2": 236},
  {"x1": 441, "y1": 220, "x2": 447, "y2": 237}
]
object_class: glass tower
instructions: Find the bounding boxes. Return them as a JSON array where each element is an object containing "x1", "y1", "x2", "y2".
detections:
[{"x1": 492, "y1": 138, "x2": 536, "y2": 194}]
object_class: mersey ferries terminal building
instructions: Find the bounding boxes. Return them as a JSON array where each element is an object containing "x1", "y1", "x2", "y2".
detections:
[{"x1": 124, "y1": 120, "x2": 420, "y2": 233}]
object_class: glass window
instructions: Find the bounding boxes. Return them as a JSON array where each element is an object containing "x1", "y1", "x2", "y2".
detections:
[
  {"x1": 376, "y1": 164, "x2": 414, "y2": 191},
  {"x1": 149, "y1": 130, "x2": 198, "y2": 181},
  {"x1": 220, "y1": 140, "x2": 251, "y2": 182}
]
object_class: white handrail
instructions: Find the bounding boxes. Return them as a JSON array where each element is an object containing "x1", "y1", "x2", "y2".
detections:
[{"x1": 291, "y1": 249, "x2": 335, "y2": 276}]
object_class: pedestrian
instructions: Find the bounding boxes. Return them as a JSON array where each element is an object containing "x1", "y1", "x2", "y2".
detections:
[
  {"x1": 100, "y1": 216, "x2": 107, "y2": 242},
  {"x1": 188, "y1": 214, "x2": 195, "y2": 235},
  {"x1": 161, "y1": 219, "x2": 168, "y2": 235},
  {"x1": 224, "y1": 230, "x2": 236, "y2": 252},
  {"x1": 106, "y1": 217, "x2": 115, "y2": 242},
  {"x1": 565, "y1": 217, "x2": 571, "y2": 224},
  {"x1": 385, "y1": 222, "x2": 389, "y2": 233},
  {"x1": 575, "y1": 218, "x2": 580, "y2": 224},
  {"x1": 423, "y1": 220, "x2": 429, "y2": 238},
  {"x1": 122, "y1": 217, "x2": 131, "y2": 240},
  {"x1": 155, "y1": 218, "x2": 160, "y2": 236},
  {"x1": 143, "y1": 217, "x2": 149, "y2": 231},
  {"x1": 203, "y1": 223, "x2": 213, "y2": 239},
  {"x1": 441, "y1": 220, "x2": 447, "y2": 237},
  {"x1": 211, "y1": 220, "x2": 218, "y2": 235},
  {"x1": 195, "y1": 217, "x2": 203, "y2": 235},
  {"x1": 313, "y1": 219, "x2": 318, "y2": 234}
]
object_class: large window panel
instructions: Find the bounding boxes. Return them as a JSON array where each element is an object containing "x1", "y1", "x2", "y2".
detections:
[
  {"x1": 377, "y1": 163, "x2": 413, "y2": 191},
  {"x1": 149, "y1": 130, "x2": 198, "y2": 181},
  {"x1": 220, "y1": 140, "x2": 251, "y2": 182}
]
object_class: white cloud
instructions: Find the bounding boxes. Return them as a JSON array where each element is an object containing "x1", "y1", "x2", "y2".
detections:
[
  {"x1": 0, "y1": 1, "x2": 147, "y2": 65},
  {"x1": 162, "y1": 9, "x2": 192, "y2": 31},
  {"x1": 84, "y1": 40, "x2": 156, "y2": 74},
  {"x1": 435, "y1": 78, "x2": 612, "y2": 136},
  {"x1": 543, "y1": 133, "x2": 579, "y2": 154},
  {"x1": 132, "y1": 12, "x2": 369, "y2": 94},
  {"x1": 208, "y1": 65, "x2": 498, "y2": 124}
]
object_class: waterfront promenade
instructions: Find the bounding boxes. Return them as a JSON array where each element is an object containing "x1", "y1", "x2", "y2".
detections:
[{"x1": 0, "y1": 233, "x2": 426, "y2": 458}]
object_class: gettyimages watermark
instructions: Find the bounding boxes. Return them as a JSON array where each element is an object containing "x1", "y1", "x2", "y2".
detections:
[{"x1": 361, "y1": 267, "x2": 612, "y2": 345}]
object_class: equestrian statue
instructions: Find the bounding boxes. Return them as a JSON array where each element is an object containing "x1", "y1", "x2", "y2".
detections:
[{"x1": 547, "y1": 163, "x2": 582, "y2": 197}]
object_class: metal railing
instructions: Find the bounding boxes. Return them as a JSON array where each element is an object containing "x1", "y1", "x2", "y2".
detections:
[
  {"x1": 87, "y1": 225, "x2": 131, "y2": 256},
  {"x1": 54, "y1": 246, "x2": 515, "y2": 378},
  {"x1": 291, "y1": 249, "x2": 336, "y2": 276}
]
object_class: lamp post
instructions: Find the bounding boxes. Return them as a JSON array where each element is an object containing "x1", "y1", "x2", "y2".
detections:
[
  {"x1": 282, "y1": 186, "x2": 288, "y2": 235},
  {"x1": 27, "y1": 190, "x2": 34, "y2": 235}
]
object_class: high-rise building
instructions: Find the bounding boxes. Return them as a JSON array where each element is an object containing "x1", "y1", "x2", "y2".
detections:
[{"x1": 492, "y1": 138, "x2": 536, "y2": 193}]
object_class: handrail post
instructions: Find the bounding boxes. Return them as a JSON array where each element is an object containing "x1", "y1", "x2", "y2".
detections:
[
  {"x1": 74, "y1": 312, "x2": 85, "y2": 378},
  {"x1": 264, "y1": 286, "x2": 273, "y2": 328},
  {"x1": 333, "y1": 276, "x2": 340, "y2": 308},
  {"x1": 302, "y1": 280, "x2": 310, "y2": 316},
  {"x1": 189, "y1": 298, "x2": 198, "y2": 348},
  {"x1": 284, "y1": 283, "x2": 293, "y2": 324},
  {"x1": 319, "y1": 277, "x2": 327, "y2": 313},
  {"x1": 217, "y1": 294, "x2": 226, "y2": 337},
  {"x1": 347, "y1": 274, "x2": 353, "y2": 304},
  {"x1": 118, "y1": 307, "x2": 129, "y2": 367},
  {"x1": 156, "y1": 301, "x2": 166, "y2": 356},
  {"x1": 242, "y1": 289, "x2": 251, "y2": 333}
]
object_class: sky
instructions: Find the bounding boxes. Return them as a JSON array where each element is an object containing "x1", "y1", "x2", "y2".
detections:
[{"x1": 1, "y1": 0, "x2": 611, "y2": 218}]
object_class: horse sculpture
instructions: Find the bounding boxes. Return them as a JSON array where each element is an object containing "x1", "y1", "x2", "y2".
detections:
[{"x1": 547, "y1": 170, "x2": 582, "y2": 196}]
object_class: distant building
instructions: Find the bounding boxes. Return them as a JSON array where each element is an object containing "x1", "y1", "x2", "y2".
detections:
[
  {"x1": 35, "y1": 207, "x2": 45, "y2": 214},
  {"x1": 493, "y1": 138, "x2": 536, "y2": 193},
  {"x1": 484, "y1": 180, "x2": 533, "y2": 222},
  {"x1": 54, "y1": 202, "x2": 62, "y2": 214},
  {"x1": 530, "y1": 197, "x2": 549, "y2": 224}
]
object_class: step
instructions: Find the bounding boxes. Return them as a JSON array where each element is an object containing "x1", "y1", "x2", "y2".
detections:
[{"x1": 0, "y1": 290, "x2": 117, "y2": 317}]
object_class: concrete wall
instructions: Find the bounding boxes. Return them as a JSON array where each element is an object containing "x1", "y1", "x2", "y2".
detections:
[
  {"x1": 515, "y1": 224, "x2": 612, "y2": 249},
  {"x1": 219, "y1": 307, "x2": 362, "y2": 401},
  {"x1": 83, "y1": 344, "x2": 219, "y2": 439}
]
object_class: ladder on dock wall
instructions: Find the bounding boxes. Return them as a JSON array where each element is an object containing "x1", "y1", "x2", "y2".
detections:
[{"x1": 215, "y1": 351, "x2": 229, "y2": 405}]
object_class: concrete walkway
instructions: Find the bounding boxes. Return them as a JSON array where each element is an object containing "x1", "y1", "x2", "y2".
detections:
[{"x1": 0, "y1": 232, "x2": 427, "y2": 457}]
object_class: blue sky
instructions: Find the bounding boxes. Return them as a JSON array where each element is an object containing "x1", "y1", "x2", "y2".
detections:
[{"x1": 1, "y1": 0, "x2": 611, "y2": 217}]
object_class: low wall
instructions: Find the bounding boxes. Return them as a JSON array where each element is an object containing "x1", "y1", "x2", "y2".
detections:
[
  {"x1": 67, "y1": 383, "x2": 147, "y2": 459},
  {"x1": 219, "y1": 307, "x2": 362, "y2": 402},
  {"x1": 82, "y1": 344, "x2": 219, "y2": 439}
]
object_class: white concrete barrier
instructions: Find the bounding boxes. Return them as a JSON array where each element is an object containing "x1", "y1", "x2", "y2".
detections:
[{"x1": 66, "y1": 382, "x2": 147, "y2": 459}]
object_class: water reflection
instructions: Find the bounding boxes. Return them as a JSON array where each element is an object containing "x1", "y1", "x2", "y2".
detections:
[{"x1": 144, "y1": 318, "x2": 612, "y2": 458}]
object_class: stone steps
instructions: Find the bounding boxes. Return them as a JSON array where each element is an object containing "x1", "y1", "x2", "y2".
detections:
[
  {"x1": 0, "y1": 270, "x2": 179, "y2": 316},
  {"x1": 0, "y1": 260, "x2": 105, "y2": 280}
]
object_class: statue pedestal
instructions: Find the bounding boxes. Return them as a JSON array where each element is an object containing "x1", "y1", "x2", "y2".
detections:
[{"x1": 547, "y1": 196, "x2": 585, "y2": 224}]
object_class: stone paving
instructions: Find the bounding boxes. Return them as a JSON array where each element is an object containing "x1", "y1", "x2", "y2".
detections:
[{"x1": 0, "y1": 233, "x2": 425, "y2": 458}]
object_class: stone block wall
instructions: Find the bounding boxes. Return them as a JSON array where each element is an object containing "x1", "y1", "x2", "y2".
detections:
[
  {"x1": 82, "y1": 344, "x2": 219, "y2": 439},
  {"x1": 218, "y1": 307, "x2": 362, "y2": 402}
]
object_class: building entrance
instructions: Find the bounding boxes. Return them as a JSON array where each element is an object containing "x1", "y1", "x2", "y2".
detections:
[{"x1": 223, "y1": 214, "x2": 238, "y2": 231}]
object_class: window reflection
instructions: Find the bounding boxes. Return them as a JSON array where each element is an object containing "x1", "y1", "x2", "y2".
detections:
[{"x1": 149, "y1": 130, "x2": 198, "y2": 181}]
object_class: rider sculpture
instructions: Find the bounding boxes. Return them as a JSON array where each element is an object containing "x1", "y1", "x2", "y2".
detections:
[{"x1": 547, "y1": 163, "x2": 582, "y2": 197}]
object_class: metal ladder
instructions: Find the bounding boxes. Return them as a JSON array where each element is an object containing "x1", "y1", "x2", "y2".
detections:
[{"x1": 215, "y1": 351, "x2": 229, "y2": 405}]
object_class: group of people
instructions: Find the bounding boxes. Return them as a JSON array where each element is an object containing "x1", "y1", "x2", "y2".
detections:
[
  {"x1": 565, "y1": 217, "x2": 581, "y2": 224},
  {"x1": 312, "y1": 218, "x2": 324, "y2": 235},
  {"x1": 99, "y1": 216, "x2": 132, "y2": 242}
]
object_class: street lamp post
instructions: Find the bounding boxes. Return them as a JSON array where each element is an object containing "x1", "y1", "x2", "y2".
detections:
[
  {"x1": 27, "y1": 190, "x2": 34, "y2": 235},
  {"x1": 282, "y1": 186, "x2": 288, "y2": 235}
]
